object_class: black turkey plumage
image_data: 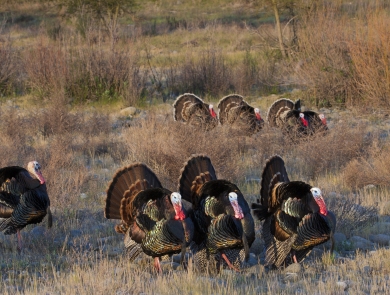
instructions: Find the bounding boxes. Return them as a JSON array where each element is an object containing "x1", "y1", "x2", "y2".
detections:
[
  {"x1": 178, "y1": 155, "x2": 255, "y2": 271},
  {"x1": 266, "y1": 98, "x2": 328, "y2": 139},
  {"x1": 104, "y1": 163, "x2": 194, "y2": 272},
  {"x1": 251, "y1": 155, "x2": 336, "y2": 268},
  {"x1": 217, "y1": 94, "x2": 264, "y2": 135},
  {"x1": 173, "y1": 93, "x2": 218, "y2": 131},
  {"x1": 0, "y1": 161, "x2": 52, "y2": 251}
]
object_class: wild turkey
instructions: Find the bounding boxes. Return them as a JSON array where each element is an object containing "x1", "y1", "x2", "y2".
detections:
[
  {"x1": 173, "y1": 93, "x2": 218, "y2": 131},
  {"x1": 178, "y1": 155, "x2": 255, "y2": 271},
  {"x1": 0, "y1": 161, "x2": 52, "y2": 251},
  {"x1": 267, "y1": 98, "x2": 328, "y2": 139},
  {"x1": 104, "y1": 163, "x2": 194, "y2": 272},
  {"x1": 251, "y1": 155, "x2": 336, "y2": 268},
  {"x1": 218, "y1": 94, "x2": 264, "y2": 135}
]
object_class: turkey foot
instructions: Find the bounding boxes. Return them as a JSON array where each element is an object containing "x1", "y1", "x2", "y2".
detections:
[
  {"x1": 154, "y1": 257, "x2": 162, "y2": 274},
  {"x1": 221, "y1": 252, "x2": 240, "y2": 272}
]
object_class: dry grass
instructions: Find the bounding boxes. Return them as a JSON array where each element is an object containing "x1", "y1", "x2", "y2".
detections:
[
  {"x1": 343, "y1": 138, "x2": 390, "y2": 189},
  {"x1": 0, "y1": 98, "x2": 390, "y2": 293},
  {"x1": 1, "y1": 0, "x2": 390, "y2": 294},
  {"x1": 1, "y1": 1, "x2": 387, "y2": 106}
]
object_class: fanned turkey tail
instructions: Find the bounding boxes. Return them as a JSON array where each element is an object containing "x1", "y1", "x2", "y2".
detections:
[
  {"x1": 252, "y1": 155, "x2": 289, "y2": 221},
  {"x1": 173, "y1": 93, "x2": 204, "y2": 121},
  {"x1": 266, "y1": 98, "x2": 294, "y2": 128},
  {"x1": 260, "y1": 155, "x2": 289, "y2": 207},
  {"x1": 105, "y1": 163, "x2": 162, "y2": 220},
  {"x1": 217, "y1": 94, "x2": 245, "y2": 125},
  {"x1": 178, "y1": 154, "x2": 217, "y2": 205}
]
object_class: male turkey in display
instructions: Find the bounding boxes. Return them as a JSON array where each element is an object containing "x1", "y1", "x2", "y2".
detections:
[
  {"x1": 178, "y1": 155, "x2": 255, "y2": 272},
  {"x1": 173, "y1": 93, "x2": 218, "y2": 131},
  {"x1": 217, "y1": 94, "x2": 264, "y2": 135},
  {"x1": 266, "y1": 98, "x2": 328, "y2": 139},
  {"x1": 104, "y1": 163, "x2": 194, "y2": 273},
  {"x1": 251, "y1": 155, "x2": 336, "y2": 268},
  {"x1": 0, "y1": 161, "x2": 52, "y2": 251}
]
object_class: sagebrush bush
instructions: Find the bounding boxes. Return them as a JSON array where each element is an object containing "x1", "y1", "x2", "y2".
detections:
[
  {"x1": 347, "y1": 11, "x2": 390, "y2": 108},
  {"x1": 22, "y1": 36, "x2": 146, "y2": 104},
  {"x1": 294, "y1": 8, "x2": 355, "y2": 107},
  {"x1": 0, "y1": 98, "x2": 128, "y2": 208},
  {"x1": 343, "y1": 140, "x2": 390, "y2": 189},
  {"x1": 0, "y1": 39, "x2": 18, "y2": 96},
  {"x1": 278, "y1": 121, "x2": 370, "y2": 181}
]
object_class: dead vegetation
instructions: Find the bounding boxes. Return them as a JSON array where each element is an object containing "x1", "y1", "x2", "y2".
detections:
[
  {"x1": 1, "y1": 0, "x2": 390, "y2": 294},
  {"x1": 1, "y1": 1, "x2": 389, "y2": 106}
]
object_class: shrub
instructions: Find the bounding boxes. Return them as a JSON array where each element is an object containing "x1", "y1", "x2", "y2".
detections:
[
  {"x1": 0, "y1": 39, "x2": 18, "y2": 96},
  {"x1": 344, "y1": 140, "x2": 390, "y2": 189},
  {"x1": 23, "y1": 37, "x2": 146, "y2": 105}
]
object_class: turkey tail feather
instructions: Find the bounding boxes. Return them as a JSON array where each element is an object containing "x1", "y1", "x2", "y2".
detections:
[
  {"x1": 178, "y1": 154, "x2": 217, "y2": 204},
  {"x1": 105, "y1": 163, "x2": 162, "y2": 220},
  {"x1": 260, "y1": 155, "x2": 289, "y2": 208},
  {"x1": 173, "y1": 93, "x2": 204, "y2": 121},
  {"x1": 266, "y1": 98, "x2": 294, "y2": 127},
  {"x1": 217, "y1": 94, "x2": 245, "y2": 125}
]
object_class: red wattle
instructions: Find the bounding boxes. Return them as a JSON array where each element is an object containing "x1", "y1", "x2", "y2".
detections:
[
  {"x1": 37, "y1": 173, "x2": 46, "y2": 184},
  {"x1": 210, "y1": 109, "x2": 217, "y2": 118},
  {"x1": 315, "y1": 198, "x2": 328, "y2": 216},
  {"x1": 255, "y1": 113, "x2": 261, "y2": 121},
  {"x1": 232, "y1": 201, "x2": 244, "y2": 219},
  {"x1": 174, "y1": 209, "x2": 186, "y2": 221},
  {"x1": 300, "y1": 117, "x2": 308, "y2": 127},
  {"x1": 321, "y1": 118, "x2": 327, "y2": 125}
]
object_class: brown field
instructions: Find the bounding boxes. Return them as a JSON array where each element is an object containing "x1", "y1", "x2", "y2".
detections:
[{"x1": 1, "y1": 0, "x2": 390, "y2": 294}]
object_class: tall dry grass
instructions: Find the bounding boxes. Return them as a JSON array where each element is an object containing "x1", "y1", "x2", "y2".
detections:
[
  {"x1": 0, "y1": 98, "x2": 126, "y2": 208},
  {"x1": 343, "y1": 138, "x2": 390, "y2": 189},
  {"x1": 22, "y1": 35, "x2": 146, "y2": 105},
  {"x1": 2, "y1": 0, "x2": 390, "y2": 107},
  {"x1": 294, "y1": 3, "x2": 390, "y2": 108},
  {"x1": 119, "y1": 108, "x2": 375, "y2": 189},
  {"x1": 0, "y1": 38, "x2": 18, "y2": 96},
  {"x1": 347, "y1": 11, "x2": 390, "y2": 108}
]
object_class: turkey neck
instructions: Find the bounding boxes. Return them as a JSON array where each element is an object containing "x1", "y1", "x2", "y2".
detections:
[{"x1": 18, "y1": 171, "x2": 42, "y2": 190}]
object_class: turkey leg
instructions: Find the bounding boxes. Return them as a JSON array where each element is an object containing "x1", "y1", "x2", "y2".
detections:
[
  {"x1": 221, "y1": 252, "x2": 240, "y2": 272},
  {"x1": 17, "y1": 230, "x2": 23, "y2": 251},
  {"x1": 154, "y1": 257, "x2": 162, "y2": 273},
  {"x1": 290, "y1": 250, "x2": 298, "y2": 263}
]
